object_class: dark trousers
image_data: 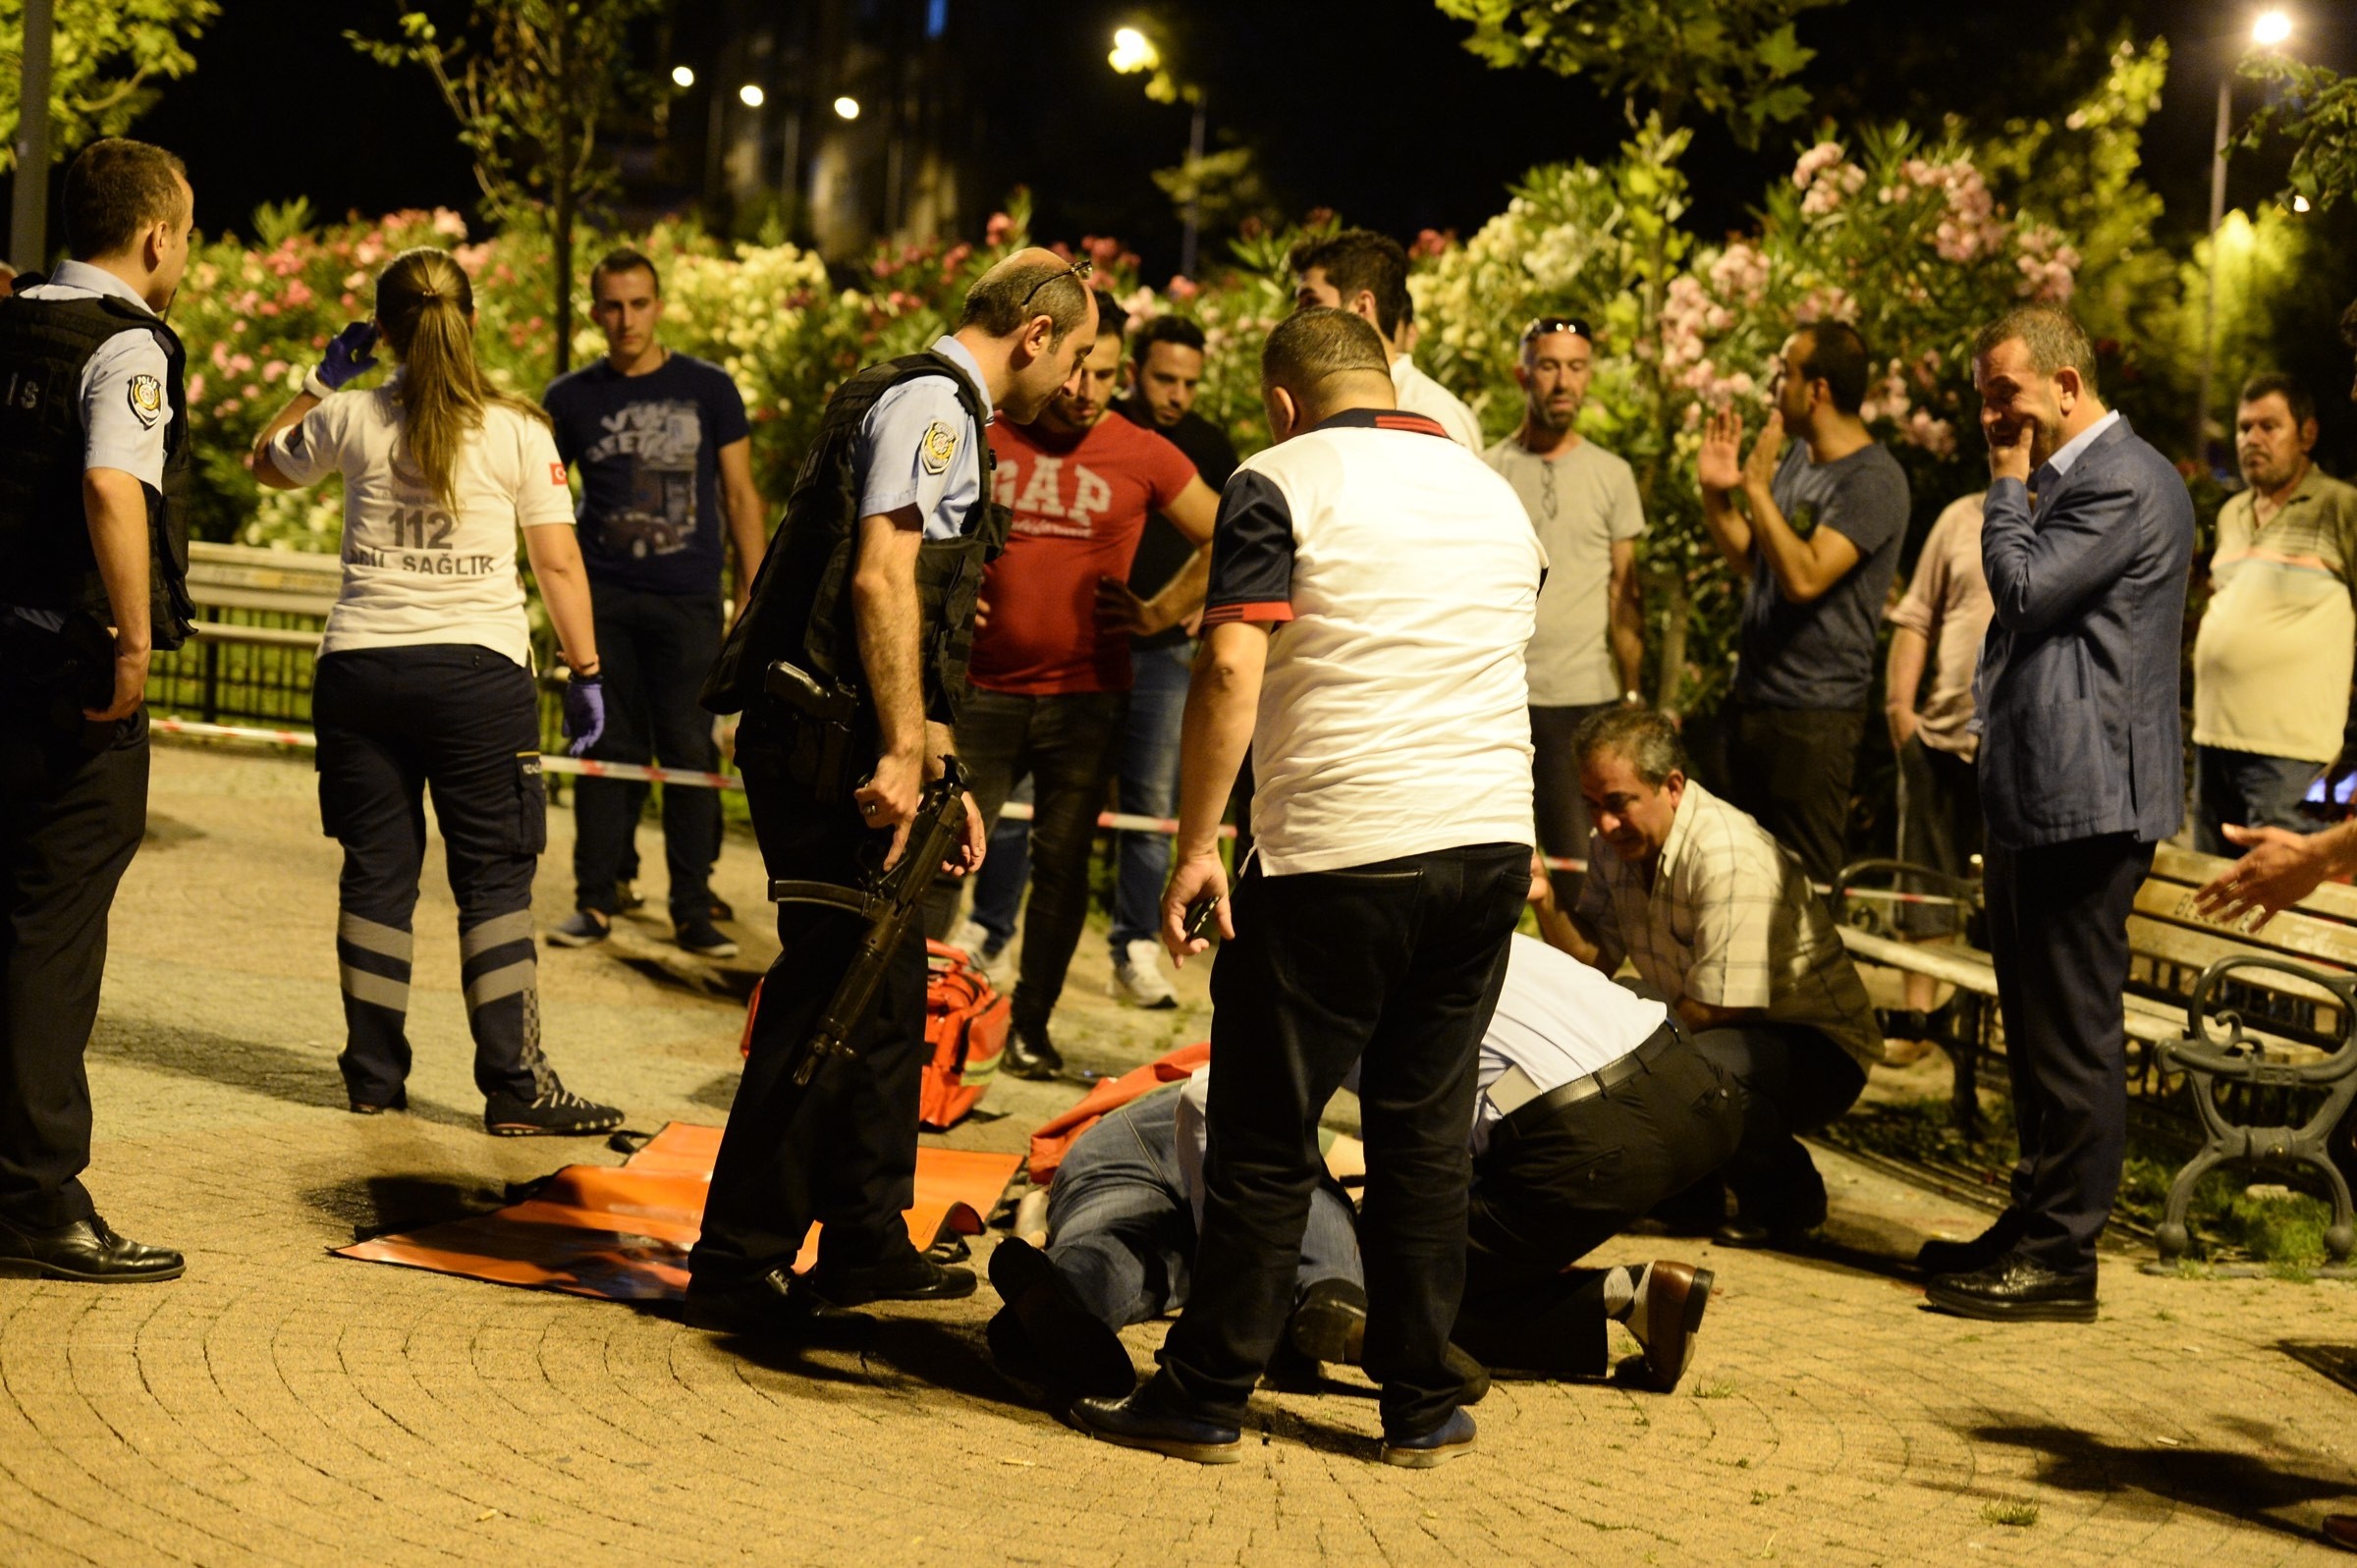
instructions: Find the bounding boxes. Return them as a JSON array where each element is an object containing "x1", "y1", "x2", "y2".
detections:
[
  {"x1": 1453, "y1": 1023, "x2": 1741, "y2": 1377},
  {"x1": 1530, "y1": 700, "x2": 1617, "y2": 905},
  {"x1": 1895, "y1": 737, "x2": 1983, "y2": 938},
  {"x1": 1728, "y1": 703, "x2": 1865, "y2": 890},
  {"x1": 1688, "y1": 1021, "x2": 1865, "y2": 1225},
  {"x1": 0, "y1": 628, "x2": 148, "y2": 1229},
  {"x1": 312, "y1": 647, "x2": 554, "y2": 1108},
  {"x1": 571, "y1": 585, "x2": 725, "y2": 925},
  {"x1": 924, "y1": 687, "x2": 1127, "y2": 1034},
  {"x1": 690, "y1": 706, "x2": 928, "y2": 1286},
  {"x1": 2190, "y1": 744, "x2": 2326, "y2": 857},
  {"x1": 1985, "y1": 834, "x2": 2153, "y2": 1274},
  {"x1": 1148, "y1": 842, "x2": 1529, "y2": 1436},
  {"x1": 1046, "y1": 1085, "x2": 1362, "y2": 1329}
]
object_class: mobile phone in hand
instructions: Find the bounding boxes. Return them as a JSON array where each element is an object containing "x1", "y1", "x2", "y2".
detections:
[{"x1": 1182, "y1": 893, "x2": 1223, "y2": 944}]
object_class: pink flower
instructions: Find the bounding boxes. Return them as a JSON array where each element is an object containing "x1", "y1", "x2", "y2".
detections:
[
  {"x1": 984, "y1": 212, "x2": 1013, "y2": 246},
  {"x1": 262, "y1": 360, "x2": 288, "y2": 381},
  {"x1": 1117, "y1": 285, "x2": 1159, "y2": 324},
  {"x1": 186, "y1": 373, "x2": 207, "y2": 403},
  {"x1": 453, "y1": 244, "x2": 492, "y2": 276},
  {"x1": 1791, "y1": 141, "x2": 1846, "y2": 189},
  {"x1": 1167, "y1": 275, "x2": 1200, "y2": 301},
  {"x1": 432, "y1": 208, "x2": 468, "y2": 240},
  {"x1": 282, "y1": 280, "x2": 315, "y2": 309}
]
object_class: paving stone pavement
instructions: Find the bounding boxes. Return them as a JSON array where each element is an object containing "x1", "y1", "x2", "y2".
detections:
[{"x1": 5, "y1": 742, "x2": 2357, "y2": 1566}]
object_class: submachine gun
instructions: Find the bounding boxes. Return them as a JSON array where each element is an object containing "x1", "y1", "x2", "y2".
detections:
[{"x1": 764, "y1": 659, "x2": 970, "y2": 1086}]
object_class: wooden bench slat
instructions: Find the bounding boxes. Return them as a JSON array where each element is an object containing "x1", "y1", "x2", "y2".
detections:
[
  {"x1": 183, "y1": 585, "x2": 339, "y2": 618},
  {"x1": 2131, "y1": 887, "x2": 2357, "y2": 971},
  {"x1": 2126, "y1": 903, "x2": 2356, "y2": 993},
  {"x1": 187, "y1": 622, "x2": 324, "y2": 649}
]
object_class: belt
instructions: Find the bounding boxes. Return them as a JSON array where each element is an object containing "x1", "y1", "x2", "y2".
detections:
[{"x1": 1492, "y1": 1014, "x2": 1687, "y2": 1141}]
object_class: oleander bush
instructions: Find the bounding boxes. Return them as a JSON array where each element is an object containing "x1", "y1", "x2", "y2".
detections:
[{"x1": 172, "y1": 43, "x2": 2175, "y2": 718}]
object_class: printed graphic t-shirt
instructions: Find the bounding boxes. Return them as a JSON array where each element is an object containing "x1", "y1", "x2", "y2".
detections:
[
  {"x1": 971, "y1": 412, "x2": 1197, "y2": 695},
  {"x1": 268, "y1": 382, "x2": 576, "y2": 668},
  {"x1": 542, "y1": 352, "x2": 749, "y2": 596}
]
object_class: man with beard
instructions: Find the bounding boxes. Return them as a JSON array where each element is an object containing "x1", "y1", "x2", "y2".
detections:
[
  {"x1": 2187, "y1": 373, "x2": 2357, "y2": 855},
  {"x1": 1919, "y1": 306, "x2": 2192, "y2": 1323},
  {"x1": 925, "y1": 292, "x2": 1221, "y2": 1079},
  {"x1": 1697, "y1": 321, "x2": 1910, "y2": 888},
  {"x1": 1486, "y1": 316, "x2": 1646, "y2": 902}
]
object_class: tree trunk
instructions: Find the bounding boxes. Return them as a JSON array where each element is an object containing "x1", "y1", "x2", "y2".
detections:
[
  {"x1": 1656, "y1": 572, "x2": 1690, "y2": 714},
  {"x1": 552, "y1": 178, "x2": 574, "y2": 377}
]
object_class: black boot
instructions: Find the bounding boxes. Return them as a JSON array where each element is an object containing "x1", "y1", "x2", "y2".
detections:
[{"x1": 1002, "y1": 1018, "x2": 1065, "y2": 1080}]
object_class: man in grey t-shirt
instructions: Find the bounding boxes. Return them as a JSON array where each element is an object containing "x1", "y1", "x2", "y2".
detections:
[
  {"x1": 1485, "y1": 316, "x2": 1645, "y2": 900},
  {"x1": 1697, "y1": 321, "x2": 1909, "y2": 887}
]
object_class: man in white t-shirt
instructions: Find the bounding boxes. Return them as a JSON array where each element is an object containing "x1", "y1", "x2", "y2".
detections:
[
  {"x1": 1485, "y1": 315, "x2": 1647, "y2": 900},
  {"x1": 1289, "y1": 229, "x2": 1483, "y2": 450},
  {"x1": 1069, "y1": 307, "x2": 1541, "y2": 1470}
]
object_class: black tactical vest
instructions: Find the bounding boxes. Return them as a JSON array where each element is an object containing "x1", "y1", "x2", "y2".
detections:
[
  {"x1": 702, "y1": 351, "x2": 1011, "y2": 722},
  {"x1": 0, "y1": 279, "x2": 195, "y2": 649}
]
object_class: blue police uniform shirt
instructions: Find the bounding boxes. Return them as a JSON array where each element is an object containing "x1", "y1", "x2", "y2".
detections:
[
  {"x1": 5, "y1": 259, "x2": 174, "y2": 629},
  {"x1": 857, "y1": 334, "x2": 991, "y2": 541},
  {"x1": 542, "y1": 351, "x2": 750, "y2": 597}
]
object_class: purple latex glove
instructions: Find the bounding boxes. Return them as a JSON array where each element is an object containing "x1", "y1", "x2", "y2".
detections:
[
  {"x1": 563, "y1": 674, "x2": 606, "y2": 757},
  {"x1": 315, "y1": 322, "x2": 381, "y2": 391}
]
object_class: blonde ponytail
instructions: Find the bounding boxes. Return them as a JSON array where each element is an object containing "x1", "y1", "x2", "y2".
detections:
[{"x1": 373, "y1": 245, "x2": 548, "y2": 508}]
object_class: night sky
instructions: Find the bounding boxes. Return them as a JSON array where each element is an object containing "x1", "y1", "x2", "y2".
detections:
[{"x1": 94, "y1": 0, "x2": 2357, "y2": 264}]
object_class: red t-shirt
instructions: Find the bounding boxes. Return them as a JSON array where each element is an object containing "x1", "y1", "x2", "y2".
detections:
[{"x1": 971, "y1": 413, "x2": 1198, "y2": 695}]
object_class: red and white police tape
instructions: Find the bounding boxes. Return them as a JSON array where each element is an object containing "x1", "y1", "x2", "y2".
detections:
[{"x1": 148, "y1": 716, "x2": 1963, "y2": 904}]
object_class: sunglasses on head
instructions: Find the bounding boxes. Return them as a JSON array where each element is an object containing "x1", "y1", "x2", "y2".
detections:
[
  {"x1": 1520, "y1": 315, "x2": 1594, "y2": 346},
  {"x1": 1019, "y1": 256, "x2": 1095, "y2": 312}
]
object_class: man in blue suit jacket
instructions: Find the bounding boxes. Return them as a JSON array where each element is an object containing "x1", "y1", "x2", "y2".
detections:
[{"x1": 1922, "y1": 306, "x2": 2193, "y2": 1323}]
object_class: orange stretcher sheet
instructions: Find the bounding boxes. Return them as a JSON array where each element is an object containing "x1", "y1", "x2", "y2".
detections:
[{"x1": 333, "y1": 1121, "x2": 1021, "y2": 1303}]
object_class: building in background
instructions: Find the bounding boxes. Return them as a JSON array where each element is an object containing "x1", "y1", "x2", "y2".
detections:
[{"x1": 630, "y1": 0, "x2": 981, "y2": 259}]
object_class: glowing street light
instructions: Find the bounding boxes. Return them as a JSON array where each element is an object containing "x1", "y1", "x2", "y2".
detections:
[
  {"x1": 833, "y1": 95, "x2": 861, "y2": 121},
  {"x1": 738, "y1": 83, "x2": 764, "y2": 108},
  {"x1": 671, "y1": 64, "x2": 695, "y2": 88},
  {"x1": 1109, "y1": 27, "x2": 1159, "y2": 75},
  {"x1": 2253, "y1": 9, "x2": 2292, "y2": 47},
  {"x1": 2293, "y1": 193, "x2": 2313, "y2": 213},
  {"x1": 2196, "y1": 8, "x2": 2299, "y2": 460}
]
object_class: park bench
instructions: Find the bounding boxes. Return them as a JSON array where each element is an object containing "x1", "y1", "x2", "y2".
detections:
[
  {"x1": 155, "y1": 542, "x2": 568, "y2": 745},
  {"x1": 1832, "y1": 844, "x2": 2357, "y2": 1261}
]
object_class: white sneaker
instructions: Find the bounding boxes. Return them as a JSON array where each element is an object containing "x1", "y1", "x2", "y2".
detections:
[
  {"x1": 951, "y1": 918, "x2": 1015, "y2": 987},
  {"x1": 1111, "y1": 938, "x2": 1178, "y2": 1009}
]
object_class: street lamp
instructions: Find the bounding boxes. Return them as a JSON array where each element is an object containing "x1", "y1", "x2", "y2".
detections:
[
  {"x1": 2196, "y1": 10, "x2": 2294, "y2": 465},
  {"x1": 739, "y1": 83, "x2": 765, "y2": 108},
  {"x1": 833, "y1": 95, "x2": 861, "y2": 121},
  {"x1": 671, "y1": 65, "x2": 695, "y2": 89},
  {"x1": 1109, "y1": 25, "x2": 1208, "y2": 280}
]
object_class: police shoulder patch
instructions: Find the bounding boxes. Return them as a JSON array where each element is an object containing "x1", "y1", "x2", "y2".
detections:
[
  {"x1": 919, "y1": 418, "x2": 958, "y2": 476},
  {"x1": 127, "y1": 373, "x2": 165, "y2": 430}
]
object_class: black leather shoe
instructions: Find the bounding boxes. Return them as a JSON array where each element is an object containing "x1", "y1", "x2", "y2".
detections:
[
  {"x1": 0, "y1": 1215, "x2": 184, "y2": 1283},
  {"x1": 683, "y1": 1268, "x2": 877, "y2": 1345},
  {"x1": 1002, "y1": 1020, "x2": 1065, "y2": 1081},
  {"x1": 1286, "y1": 1277, "x2": 1368, "y2": 1364},
  {"x1": 806, "y1": 1242, "x2": 977, "y2": 1306},
  {"x1": 1915, "y1": 1210, "x2": 2027, "y2": 1277},
  {"x1": 1283, "y1": 1278, "x2": 1489, "y2": 1402},
  {"x1": 1381, "y1": 1406, "x2": 1477, "y2": 1469},
  {"x1": 1715, "y1": 1183, "x2": 1828, "y2": 1249},
  {"x1": 1069, "y1": 1389, "x2": 1241, "y2": 1464},
  {"x1": 987, "y1": 1237, "x2": 1133, "y2": 1397},
  {"x1": 1924, "y1": 1250, "x2": 2097, "y2": 1323}
]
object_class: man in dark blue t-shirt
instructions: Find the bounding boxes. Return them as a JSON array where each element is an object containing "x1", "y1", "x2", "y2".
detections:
[
  {"x1": 1695, "y1": 320, "x2": 1909, "y2": 889},
  {"x1": 542, "y1": 247, "x2": 766, "y2": 958}
]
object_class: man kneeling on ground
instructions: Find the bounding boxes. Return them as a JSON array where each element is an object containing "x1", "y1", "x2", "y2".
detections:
[
  {"x1": 1538, "y1": 706, "x2": 1886, "y2": 1246},
  {"x1": 988, "y1": 917, "x2": 1738, "y2": 1400}
]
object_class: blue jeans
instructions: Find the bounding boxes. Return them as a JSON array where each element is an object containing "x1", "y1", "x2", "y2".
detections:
[
  {"x1": 1048, "y1": 1083, "x2": 1361, "y2": 1329},
  {"x1": 967, "y1": 777, "x2": 1032, "y2": 948},
  {"x1": 2191, "y1": 744, "x2": 2325, "y2": 856},
  {"x1": 1109, "y1": 641, "x2": 1194, "y2": 953}
]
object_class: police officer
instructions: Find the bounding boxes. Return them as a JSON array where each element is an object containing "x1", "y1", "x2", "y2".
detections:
[
  {"x1": 0, "y1": 138, "x2": 197, "y2": 1282},
  {"x1": 685, "y1": 250, "x2": 1099, "y2": 1339}
]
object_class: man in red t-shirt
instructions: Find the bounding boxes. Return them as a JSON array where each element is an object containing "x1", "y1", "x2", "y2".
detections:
[{"x1": 925, "y1": 292, "x2": 1220, "y2": 1078}]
